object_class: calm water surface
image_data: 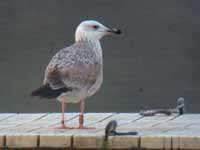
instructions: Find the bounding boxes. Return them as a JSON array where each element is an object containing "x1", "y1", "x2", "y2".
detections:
[{"x1": 0, "y1": 0, "x2": 200, "y2": 113}]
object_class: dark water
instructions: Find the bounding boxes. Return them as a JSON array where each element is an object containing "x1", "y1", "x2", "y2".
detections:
[{"x1": 0, "y1": 0, "x2": 200, "y2": 113}]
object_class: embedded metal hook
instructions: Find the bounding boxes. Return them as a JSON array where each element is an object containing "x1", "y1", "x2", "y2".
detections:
[{"x1": 104, "y1": 120, "x2": 138, "y2": 141}]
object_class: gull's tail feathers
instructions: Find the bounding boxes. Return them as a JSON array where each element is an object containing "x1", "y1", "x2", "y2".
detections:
[{"x1": 30, "y1": 84, "x2": 72, "y2": 99}]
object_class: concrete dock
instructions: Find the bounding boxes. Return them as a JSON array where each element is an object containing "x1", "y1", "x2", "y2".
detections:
[{"x1": 0, "y1": 113, "x2": 199, "y2": 149}]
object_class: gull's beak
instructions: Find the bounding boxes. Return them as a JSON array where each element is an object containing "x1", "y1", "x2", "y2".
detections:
[{"x1": 106, "y1": 28, "x2": 122, "y2": 35}]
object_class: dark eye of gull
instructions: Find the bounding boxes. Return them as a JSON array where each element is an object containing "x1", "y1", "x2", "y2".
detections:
[{"x1": 93, "y1": 25, "x2": 99, "y2": 29}]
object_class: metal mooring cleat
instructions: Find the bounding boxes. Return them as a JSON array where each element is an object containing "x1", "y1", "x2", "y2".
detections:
[{"x1": 140, "y1": 97, "x2": 185, "y2": 116}]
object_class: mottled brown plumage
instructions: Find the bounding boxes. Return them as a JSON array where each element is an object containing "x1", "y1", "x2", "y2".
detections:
[{"x1": 31, "y1": 20, "x2": 121, "y2": 129}]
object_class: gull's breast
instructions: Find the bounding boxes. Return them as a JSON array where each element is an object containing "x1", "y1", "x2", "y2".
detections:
[{"x1": 86, "y1": 67, "x2": 103, "y2": 98}]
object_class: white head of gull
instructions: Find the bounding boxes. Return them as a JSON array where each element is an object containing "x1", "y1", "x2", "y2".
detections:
[{"x1": 75, "y1": 20, "x2": 121, "y2": 42}]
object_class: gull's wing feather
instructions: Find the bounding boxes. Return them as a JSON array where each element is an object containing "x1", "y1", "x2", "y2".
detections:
[{"x1": 44, "y1": 42, "x2": 101, "y2": 90}]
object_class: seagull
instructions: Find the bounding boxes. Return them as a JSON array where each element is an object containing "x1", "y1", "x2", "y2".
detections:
[{"x1": 31, "y1": 20, "x2": 121, "y2": 129}]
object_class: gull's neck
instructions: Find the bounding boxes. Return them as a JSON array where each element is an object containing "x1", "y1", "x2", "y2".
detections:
[
  {"x1": 76, "y1": 38, "x2": 102, "y2": 50},
  {"x1": 75, "y1": 38, "x2": 102, "y2": 62}
]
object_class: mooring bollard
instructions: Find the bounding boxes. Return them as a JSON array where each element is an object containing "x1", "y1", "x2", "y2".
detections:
[{"x1": 176, "y1": 97, "x2": 185, "y2": 115}]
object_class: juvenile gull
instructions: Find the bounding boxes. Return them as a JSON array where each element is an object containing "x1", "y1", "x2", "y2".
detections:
[{"x1": 31, "y1": 20, "x2": 121, "y2": 129}]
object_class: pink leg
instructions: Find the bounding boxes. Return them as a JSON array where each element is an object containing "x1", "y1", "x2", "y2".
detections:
[
  {"x1": 77, "y1": 99, "x2": 95, "y2": 129},
  {"x1": 61, "y1": 101, "x2": 67, "y2": 128},
  {"x1": 54, "y1": 100, "x2": 72, "y2": 129},
  {"x1": 79, "y1": 99, "x2": 85, "y2": 128}
]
